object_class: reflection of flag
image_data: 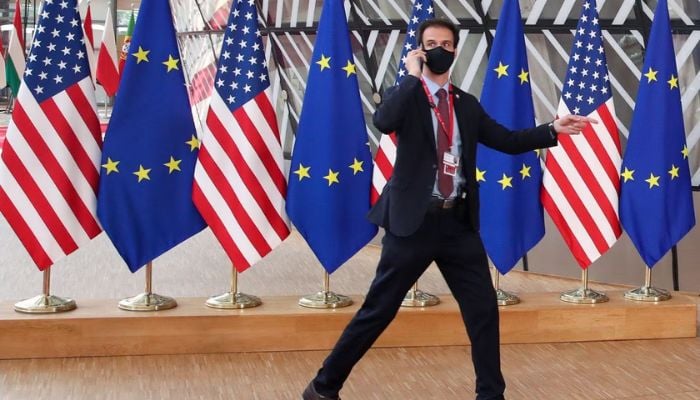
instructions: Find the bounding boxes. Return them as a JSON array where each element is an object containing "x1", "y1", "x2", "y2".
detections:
[
  {"x1": 478, "y1": 0, "x2": 543, "y2": 274},
  {"x1": 79, "y1": 0, "x2": 96, "y2": 84},
  {"x1": 541, "y1": 0, "x2": 622, "y2": 269},
  {"x1": 0, "y1": 0, "x2": 102, "y2": 270},
  {"x1": 118, "y1": 10, "x2": 135, "y2": 74},
  {"x1": 6, "y1": 0, "x2": 25, "y2": 97},
  {"x1": 96, "y1": 7, "x2": 119, "y2": 97},
  {"x1": 371, "y1": 0, "x2": 433, "y2": 204},
  {"x1": 193, "y1": 0, "x2": 289, "y2": 272},
  {"x1": 620, "y1": 0, "x2": 695, "y2": 268},
  {"x1": 286, "y1": 0, "x2": 377, "y2": 273},
  {"x1": 97, "y1": 0, "x2": 206, "y2": 272}
]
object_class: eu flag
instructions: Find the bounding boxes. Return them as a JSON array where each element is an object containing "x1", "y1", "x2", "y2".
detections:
[
  {"x1": 620, "y1": 0, "x2": 695, "y2": 268},
  {"x1": 97, "y1": 0, "x2": 206, "y2": 272},
  {"x1": 285, "y1": 0, "x2": 377, "y2": 273},
  {"x1": 477, "y1": 0, "x2": 544, "y2": 274}
]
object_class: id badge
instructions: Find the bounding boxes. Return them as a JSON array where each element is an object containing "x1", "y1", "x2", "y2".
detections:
[{"x1": 442, "y1": 152, "x2": 460, "y2": 177}]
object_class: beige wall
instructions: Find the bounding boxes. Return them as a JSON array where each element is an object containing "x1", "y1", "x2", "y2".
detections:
[{"x1": 525, "y1": 193, "x2": 700, "y2": 292}]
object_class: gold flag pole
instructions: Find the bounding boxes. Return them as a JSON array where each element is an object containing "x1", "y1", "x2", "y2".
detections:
[
  {"x1": 492, "y1": 267, "x2": 519, "y2": 306},
  {"x1": 299, "y1": 271, "x2": 352, "y2": 309},
  {"x1": 118, "y1": 261, "x2": 177, "y2": 311},
  {"x1": 624, "y1": 267, "x2": 671, "y2": 302},
  {"x1": 560, "y1": 268, "x2": 608, "y2": 304},
  {"x1": 14, "y1": 267, "x2": 77, "y2": 313},
  {"x1": 402, "y1": 279, "x2": 439, "y2": 307},
  {"x1": 206, "y1": 264, "x2": 262, "y2": 309}
]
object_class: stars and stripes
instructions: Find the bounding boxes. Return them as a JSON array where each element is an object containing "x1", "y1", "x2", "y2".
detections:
[
  {"x1": 193, "y1": 0, "x2": 289, "y2": 272},
  {"x1": 0, "y1": 0, "x2": 102, "y2": 270},
  {"x1": 371, "y1": 0, "x2": 434, "y2": 204},
  {"x1": 541, "y1": 0, "x2": 622, "y2": 269}
]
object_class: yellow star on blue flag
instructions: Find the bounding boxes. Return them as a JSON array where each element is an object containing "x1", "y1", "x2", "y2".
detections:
[
  {"x1": 286, "y1": 0, "x2": 377, "y2": 273},
  {"x1": 620, "y1": 0, "x2": 695, "y2": 268},
  {"x1": 97, "y1": 0, "x2": 205, "y2": 272},
  {"x1": 477, "y1": 0, "x2": 545, "y2": 274}
]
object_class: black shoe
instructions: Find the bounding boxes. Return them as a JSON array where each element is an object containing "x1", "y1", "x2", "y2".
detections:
[{"x1": 302, "y1": 381, "x2": 341, "y2": 400}]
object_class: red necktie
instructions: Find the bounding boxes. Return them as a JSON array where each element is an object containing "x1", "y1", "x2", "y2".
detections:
[{"x1": 436, "y1": 88, "x2": 453, "y2": 198}]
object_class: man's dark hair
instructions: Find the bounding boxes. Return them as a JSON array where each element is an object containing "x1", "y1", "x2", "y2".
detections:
[{"x1": 417, "y1": 19, "x2": 460, "y2": 48}]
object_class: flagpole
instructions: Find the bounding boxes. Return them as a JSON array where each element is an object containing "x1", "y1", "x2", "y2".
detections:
[
  {"x1": 402, "y1": 280, "x2": 440, "y2": 307},
  {"x1": 560, "y1": 268, "x2": 608, "y2": 304},
  {"x1": 14, "y1": 267, "x2": 77, "y2": 313},
  {"x1": 492, "y1": 267, "x2": 519, "y2": 306},
  {"x1": 118, "y1": 261, "x2": 178, "y2": 311},
  {"x1": 299, "y1": 271, "x2": 352, "y2": 309},
  {"x1": 624, "y1": 267, "x2": 671, "y2": 302},
  {"x1": 206, "y1": 264, "x2": 262, "y2": 309}
]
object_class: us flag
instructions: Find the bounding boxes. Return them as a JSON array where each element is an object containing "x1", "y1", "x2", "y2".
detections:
[
  {"x1": 371, "y1": 0, "x2": 434, "y2": 204},
  {"x1": 541, "y1": 0, "x2": 622, "y2": 269},
  {"x1": 193, "y1": 0, "x2": 289, "y2": 272},
  {"x1": 0, "y1": 0, "x2": 102, "y2": 270}
]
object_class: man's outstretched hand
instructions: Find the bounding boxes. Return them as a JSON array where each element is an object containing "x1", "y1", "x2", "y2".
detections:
[{"x1": 553, "y1": 114, "x2": 598, "y2": 135}]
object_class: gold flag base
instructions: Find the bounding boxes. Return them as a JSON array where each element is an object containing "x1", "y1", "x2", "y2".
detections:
[
  {"x1": 118, "y1": 293, "x2": 177, "y2": 311},
  {"x1": 560, "y1": 288, "x2": 609, "y2": 304},
  {"x1": 299, "y1": 291, "x2": 353, "y2": 309},
  {"x1": 14, "y1": 294, "x2": 77, "y2": 314},
  {"x1": 206, "y1": 292, "x2": 262, "y2": 309},
  {"x1": 496, "y1": 289, "x2": 520, "y2": 306},
  {"x1": 560, "y1": 269, "x2": 608, "y2": 304},
  {"x1": 624, "y1": 286, "x2": 671, "y2": 302},
  {"x1": 402, "y1": 289, "x2": 440, "y2": 307}
]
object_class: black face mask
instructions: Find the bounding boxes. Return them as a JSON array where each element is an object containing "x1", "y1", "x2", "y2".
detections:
[{"x1": 424, "y1": 46, "x2": 455, "y2": 75}]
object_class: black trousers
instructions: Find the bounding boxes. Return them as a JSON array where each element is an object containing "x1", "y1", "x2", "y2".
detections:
[{"x1": 313, "y1": 206, "x2": 505, "y2": 400}]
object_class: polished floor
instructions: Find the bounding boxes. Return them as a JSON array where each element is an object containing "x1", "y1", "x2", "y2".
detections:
[
  {"x1": 1, "y1": 230, "x2": 699, "y2": 399},
  {"x1": 2, "y1": 337, "x2": 700, "y2": 399}
]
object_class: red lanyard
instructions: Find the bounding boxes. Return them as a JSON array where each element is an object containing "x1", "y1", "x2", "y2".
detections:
[{"x1": 420, "y1": 78, "x2": 455, "y2": 145}]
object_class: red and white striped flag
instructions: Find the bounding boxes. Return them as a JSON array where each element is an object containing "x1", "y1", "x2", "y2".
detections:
[
  {"x1": 541, "y1": 0, "x2": 622, "y2": 268},
  {"x1": 371, "y1": 0, "x2": 434, "y2": 204},
  {"x1": 0, "y1": 0, "x2": 102, "y2": 270},
  {"x1": 184, "y1": 0, "x2": 230, "y2": 120},
  {"x1": 193, "y1": 0, "x2": 289, "y2": 272},
  {"x1": 96, "y1": 7, "x2": 119, "y2": 97},
  {"x1": 79, "y1": 0, "x2": 96, "y2": 84}
]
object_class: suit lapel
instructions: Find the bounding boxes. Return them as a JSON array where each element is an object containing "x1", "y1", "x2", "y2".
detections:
[
  {"x1": 453, "y1": 88, "x2": 471, "y2": 149},
  {"x1": 418, "y1": 91, "x2": 437, "y2": 153}
]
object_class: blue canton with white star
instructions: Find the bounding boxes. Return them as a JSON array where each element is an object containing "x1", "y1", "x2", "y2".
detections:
[
  {"x1": 24, "y1": 0, "x2": 91, "y2": 103},
  {"x1": 561, "y1": 0, "x2": 611, "y2": 116},
  {"x1": 396, "y1": 0, "x2": 434, "y2": 83},
  {"x1": 215, "y1": 0, "x2": 269, "y2": 111}
]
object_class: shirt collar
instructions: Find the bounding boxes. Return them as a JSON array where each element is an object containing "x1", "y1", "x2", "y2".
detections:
[{"x1": 421, "y1": 74, "x2": 450, "y2": 97}]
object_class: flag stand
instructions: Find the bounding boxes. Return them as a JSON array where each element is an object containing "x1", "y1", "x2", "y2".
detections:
[
  {"x1": 299, "y1": 271, "x2": 352, "y2": 309},
  {"x1": 14, "y1": 267, "x2": 77, "y2": 313},
  {"x1": 560, "y1": 269, "x2": 608, "y2": 304},
  {"x1": 118, "y1": 262, "x2": 177, "y2": 311},
  {"x1": 206, "y1": 265, "x2": 261, "y2": 309},
  {"x1": 492, "y1": 267, "x2": 519, "y2": 306},
  {"x1": 401, "y1": 280, "x2": 440, "y2": 307},
  {"x1": 624, "y1": 267, "x2": 671, "y2": 302}
]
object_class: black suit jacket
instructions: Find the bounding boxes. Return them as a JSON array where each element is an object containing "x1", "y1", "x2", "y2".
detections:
[{"x1": 368, "y1": 75, "x2": 558, "y2": 237}]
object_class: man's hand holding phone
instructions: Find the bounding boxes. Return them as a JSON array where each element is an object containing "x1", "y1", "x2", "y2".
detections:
[{"x1": 406, "y1": 48, "x2": 427, "y2": 78}]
